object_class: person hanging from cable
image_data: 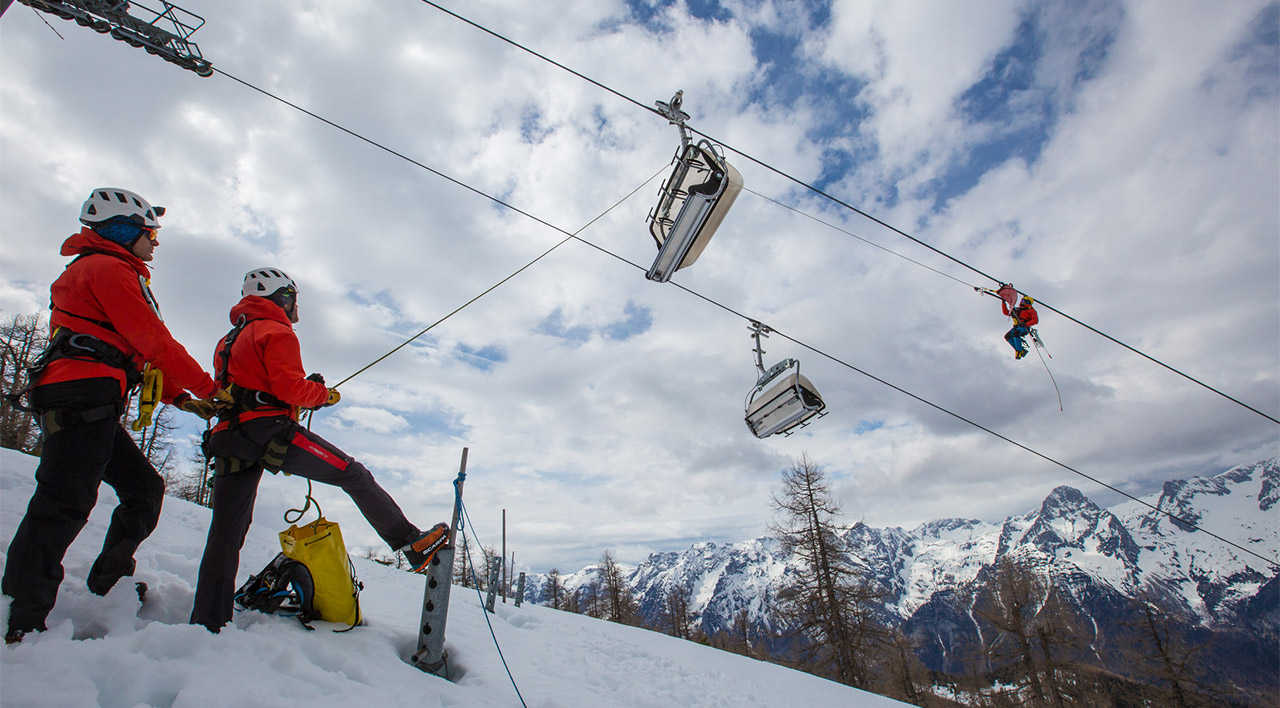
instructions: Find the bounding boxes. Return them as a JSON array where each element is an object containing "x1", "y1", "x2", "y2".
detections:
[
  {"x1": 189, "y1": 267, "x2": 448, "y2": 633},
  {"x1": 1003, "y1": 293, "x2": 1040, "y2": 360},
  {"x1": 2, "y1": 188, "x2": 229, "y2": 645}
]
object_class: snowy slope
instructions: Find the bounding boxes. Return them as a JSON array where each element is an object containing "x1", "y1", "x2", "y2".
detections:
[{"x1": 0, "y1": 448, "x2": 905, "y2": 708}]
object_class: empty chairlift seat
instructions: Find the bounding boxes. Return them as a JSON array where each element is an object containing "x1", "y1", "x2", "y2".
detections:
[
  {"x1": 645, "y1": 140, "x2": 743, "y2": 282},
  {"x1": 745, "y1": 359, "x2": 826, "y2": 438}
]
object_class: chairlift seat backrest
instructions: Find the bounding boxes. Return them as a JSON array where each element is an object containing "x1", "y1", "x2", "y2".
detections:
[
  {"x1": 745, "y1": 370, "x2": 825, "y2": 438},
  {"x1": 646, "y1": 141, "x2": 743, "y2": 282}
]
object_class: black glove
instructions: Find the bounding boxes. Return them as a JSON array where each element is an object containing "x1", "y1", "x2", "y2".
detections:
[{"x1": 306, "y1": 373, "x2": 326, "y2": 385}]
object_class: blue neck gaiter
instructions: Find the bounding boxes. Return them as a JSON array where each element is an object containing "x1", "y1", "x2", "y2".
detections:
[{"x1": 94, "y1": 218, "x2": 145, "y2": 247}]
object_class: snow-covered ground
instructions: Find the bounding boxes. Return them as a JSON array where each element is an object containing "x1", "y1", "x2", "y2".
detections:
[{"x1": 0, "y1": 447, "x2": 903, "y2": 707}]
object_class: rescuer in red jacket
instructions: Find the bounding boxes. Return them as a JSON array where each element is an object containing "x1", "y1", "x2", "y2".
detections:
[
  {"x1": 3, "y1": 188, "x2": 224, "y2": 644},
  {"x1": 1004, "y1": 295, "x2": 1040, "y2": 360},
  {"x1": 189, "y1": 268, "x2": 447, "y2": 632}
]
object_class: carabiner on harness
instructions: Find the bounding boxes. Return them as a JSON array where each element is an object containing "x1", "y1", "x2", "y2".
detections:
[{"x1": 130, "y1": 364, "x2": 164, "y2": 432}]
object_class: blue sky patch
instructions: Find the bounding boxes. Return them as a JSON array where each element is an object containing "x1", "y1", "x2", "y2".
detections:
[
  {"x1": 347, "y1": 288, "x2": 416, "y2": 330},
  {"x1": 538, "y1": 302, "x2": 653, "y2": 343},
  {"x1": 622, "y1": 0, "x2": 671, "y2": 34},
  {"x1": 520, "y1": 106, "x2": 551, "y2": 143},
  {"x1": 684, "y1": 0, "x2": 733, "y2": 23},
  {"x1": 537, "y1": 308, "x2": 592, "y2": 343},
  {"x1": 937, "y1": 15, "x2": 1053, "y2": 206},
  {"x1": 855, "y1": 419, "x2": 884, "y2": 435},
  {"x1": 1227, "y1": 4, "x2": 1280, "y2": 102},
  {"x1": 603, "y1": 301, "x2": 653, "y2": 341},
  {"x1": 931, "y1": 6, "x2": 1120, "y2": 207},
  {"x1": 455, "y1": 342, "x2": 508, "y2": 371},
  {"x1": 400, "y1": 409, "x2": 467, "y2": 440}
]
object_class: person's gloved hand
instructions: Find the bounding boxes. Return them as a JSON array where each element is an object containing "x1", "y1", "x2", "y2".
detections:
[
  {"x1": 176, "y1": 390, "x2": 234, "y2": 420},
  {"x1": 306, "y1": 373, "x2": 325, "y2": 385}
]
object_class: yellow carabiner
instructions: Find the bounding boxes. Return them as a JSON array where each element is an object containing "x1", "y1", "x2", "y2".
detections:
[{"x1": 130, "y1": 364, "x2": 164, "y2": 432}]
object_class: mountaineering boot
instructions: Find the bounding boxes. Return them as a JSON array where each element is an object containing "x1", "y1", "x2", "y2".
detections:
[
  {"x1": 1015, "y1": 349, "x2": 1028, "y2": 360},
  {"x1": 87, "y1": 541, "x2": 137, "y2": 596},
  {"x1": 5, "y1": 618, "x2": 47, "y2": 645},
  {"x1": 402, "y1": 523, "x2": 449, "y2": 573}
]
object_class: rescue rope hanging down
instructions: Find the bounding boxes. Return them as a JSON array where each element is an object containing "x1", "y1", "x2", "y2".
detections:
[
  {"x1": 459, "y1": 500, "x2": 529, "y2": 708},
  {"x1": 409, "y1": 0, "x2": 1279, "y2": 427}
]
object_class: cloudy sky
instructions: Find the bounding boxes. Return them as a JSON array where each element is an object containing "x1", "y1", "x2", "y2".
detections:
[{"x1": 1, "y1": 0, "x2": 1276, "y2": 573}]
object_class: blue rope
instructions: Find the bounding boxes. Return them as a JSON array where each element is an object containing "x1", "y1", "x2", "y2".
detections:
[{"x1": 459, "y1": 500, "x2": 528, "y2": 708}]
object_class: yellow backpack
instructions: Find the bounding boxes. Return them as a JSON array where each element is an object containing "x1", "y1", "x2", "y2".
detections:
[{"x1": 279, "y1": 517, "x2": 363, "y2": 628}]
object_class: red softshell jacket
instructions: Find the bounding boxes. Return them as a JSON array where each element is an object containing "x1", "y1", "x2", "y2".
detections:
[
  {"x1": 1003, "y1": 300, "x2": 1039, "y2": 327},
  {"x1": 39, "y1": 228, "x2": 215, "y2": 403},
  {"x1": 211, "y1": 296, "x2": 329, "y2": 431}
]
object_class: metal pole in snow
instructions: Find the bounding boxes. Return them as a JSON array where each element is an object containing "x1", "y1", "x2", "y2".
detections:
[
  {"x1": 410, "y1": 447, "x2": 468, "y2": 678},
  {"x1": 502, "y1": 509, "x2": 507, "y2": 603}
]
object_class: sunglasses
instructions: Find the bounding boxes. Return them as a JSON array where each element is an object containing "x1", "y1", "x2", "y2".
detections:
[{"x1": 140, "y1": 227, "x2": 159, "y2": 243}]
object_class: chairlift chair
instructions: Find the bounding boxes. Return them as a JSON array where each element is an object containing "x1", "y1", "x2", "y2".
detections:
[
  {"x1": 743, "y1": 322, "x2": 826, "y2": 438},
  {"x1": 645, "y1": 93, "x2": 743, "y2": 283}
]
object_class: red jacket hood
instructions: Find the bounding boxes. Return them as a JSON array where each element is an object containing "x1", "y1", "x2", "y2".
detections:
[
  {"x1": 229, "y1": 295, "x2": 293, "y2": 327},
  {"x1": 60, "y1": 227, "x2": 150, "y2": 278}
]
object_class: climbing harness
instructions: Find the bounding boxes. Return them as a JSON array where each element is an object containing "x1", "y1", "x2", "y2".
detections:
[
  {"x1": 9, "y1": 249, "x2": 169, "y2": 436},
  {"x1": 212, "y1": 314, "x2": 295, "y2": 420},
  {"x1": 5, "y1": 326, "x2": 141, "y2": 414},
  {"x1": 645, "y1": 90, "x2": 743, "y2": 283},
  {"x1": 744, "y1": 321, "x2": 826, "y2": 438},
  {"x1": 201, "y1": 315, "x2": 294, "y2": 475}
]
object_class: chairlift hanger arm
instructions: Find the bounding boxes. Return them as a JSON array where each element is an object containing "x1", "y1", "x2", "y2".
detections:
[
  {"x1": 655, "y1": 89, "x2": 692, "y2": 148},
  {"x1": 749, "y1": 320, "x2": 771, "y2": 375}
]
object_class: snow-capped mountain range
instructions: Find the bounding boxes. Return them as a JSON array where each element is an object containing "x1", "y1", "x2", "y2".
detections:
[{"x1": 525, "y1": 458, "x2": 1278, "y2": 671}]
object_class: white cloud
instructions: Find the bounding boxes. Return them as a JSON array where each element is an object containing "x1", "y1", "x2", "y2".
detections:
[{"x1": 815, "y1": 0, "x2": 1024, "y2": 179}]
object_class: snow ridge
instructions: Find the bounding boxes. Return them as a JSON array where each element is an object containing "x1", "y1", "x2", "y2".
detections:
[{"x1": 528, "y1": 458, "x2": 1279, "y2": 646}]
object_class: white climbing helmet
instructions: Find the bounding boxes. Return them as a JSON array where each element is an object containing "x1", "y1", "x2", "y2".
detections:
[
  {"x1": 79, "y1": 187, "x2": 165, "y2": 228},
  {"x1": 242, "y1": 267, "x2": 298, "y2": 299}
]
